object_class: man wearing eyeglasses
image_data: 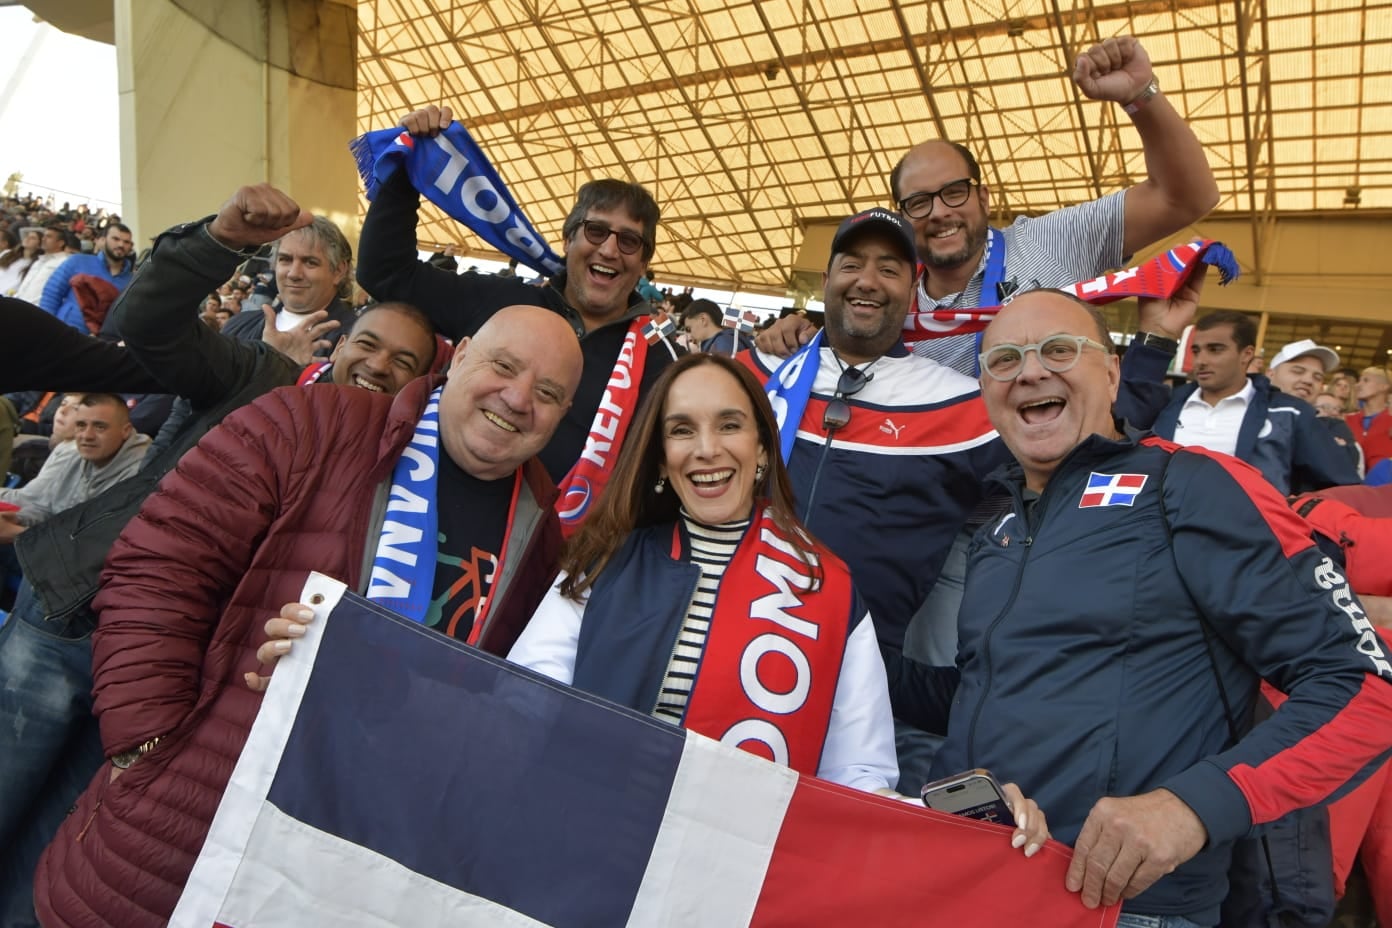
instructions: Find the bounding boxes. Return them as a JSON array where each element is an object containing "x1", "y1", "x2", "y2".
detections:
[
  {"x1": 358, "y1": 105, "x2": 680, "y2": 507},
  {"x1": 744, "y1": 207, "x2": 1186, "y2": 788},
  {"x1": 888, "y1": 286, "x2": 1392, "y2": 928},
  {"x1": 759, "y1": 36, "x2": 1218, "y2": 379}
]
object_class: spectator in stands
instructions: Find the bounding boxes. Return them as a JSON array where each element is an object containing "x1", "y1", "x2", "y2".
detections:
[
  {"x1": 1152, "y1": 312, "x2": 1358, "y2": 494},
  {"x1": 0, "y1": 227, "x2": 39, "y2": 296},
  {"x1": 742, "y1": 208, "x2": 1181, "y2": 789},
  {"x1": 759, "y1": 36, "x2": 1218, "y2": 376},
  {"x1": 0, "y1": 394, "x2": 149, "y2": 555},
  {"x1": 12, "y1": 226, "x2": 70, "y2": 305},
  {"x1": 357, "y1": 104, "x2": 681, "y2": 527},
  {"x1": 44, "y1": 392, "x2": 82, "y2": 449},
  {"x1": 1268, "y1": 338, "x2": 1363, "y2": 476},
  {"x1": 511, "y1": 353, "x2": 887, "y2": 783},
  {"x1": 894, "y1": 289, "x2": 1392, "y2": 927},
  {"x1": 1315, "y1": 389, "x2": 1345, "y2": 419},
  {"x1": 1266, "y1": 337, "x2": 1335, "y2": 402},
  {"x1": 681, "y1": 298, "x2": 751, "y2": 355},
  {"x1": 37, "y1": 223, "x2": 135, "y2": 332},
  {"x1": 242, "y1": 271, "x2": 275, "y2": 314},
  {"x1": 217, "y1": 216, "x2": 359, "y2": 357},
  {"x1": 1330, "y1": 369, "x2": 1359, "y2": 413},
  {"x1": 0, "y1": 185, "x2": 440, "y2": 927},
  {"x1": 1347, "y1": 366, "x2": 1392, "y2": 473},
  {"x1": 34, "y1": 304, "x2": 584, "y2": 928}
]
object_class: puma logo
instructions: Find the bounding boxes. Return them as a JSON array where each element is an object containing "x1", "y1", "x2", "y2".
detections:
[{"x1": 880, "y1": 419, "x2": 904, "y2": 439}]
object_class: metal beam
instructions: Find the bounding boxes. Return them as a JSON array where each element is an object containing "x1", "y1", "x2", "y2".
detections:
[
  {"x1": 409, "y1": 0, "x2": 1227, "y2": 130},
  {"x1": 1234, "y1": 0, "x2": 1276, "y2": 284}
]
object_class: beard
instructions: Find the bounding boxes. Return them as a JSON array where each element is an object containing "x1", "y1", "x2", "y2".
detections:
[{"x1": 919, "y1": 219, "x2": 988, "y2": 271}]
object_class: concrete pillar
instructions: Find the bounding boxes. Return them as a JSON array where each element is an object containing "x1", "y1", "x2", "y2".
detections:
[{"x1": 113, "y1": 0, "x2": 357, "y2": 247}]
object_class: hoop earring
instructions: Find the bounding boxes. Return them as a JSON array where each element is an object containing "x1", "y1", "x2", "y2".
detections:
[{"x1": 654, "y1": 476, "x2": 667, "y2": 494}]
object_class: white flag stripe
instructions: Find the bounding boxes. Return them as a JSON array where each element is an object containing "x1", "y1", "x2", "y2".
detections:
[
  {"x1": 170, "y1": 573, "x2": 347, "y2": 928},
  {"x1": 626, "y1": 730, "x2": 797, "y2": 927},
  {"x1": 216, "y1": 803, "x2": 551, "y2": 927}
]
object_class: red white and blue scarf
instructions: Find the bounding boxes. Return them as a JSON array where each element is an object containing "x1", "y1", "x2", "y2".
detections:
[{"x1": 678, "y1": 506, "x2": 854, "y2": 775}]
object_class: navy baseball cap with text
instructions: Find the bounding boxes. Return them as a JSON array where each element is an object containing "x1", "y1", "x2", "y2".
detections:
[{"x1": 829, "y1": 208, "x2": 917, "y2": 265}]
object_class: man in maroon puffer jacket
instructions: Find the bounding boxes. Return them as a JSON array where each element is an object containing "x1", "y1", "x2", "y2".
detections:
[{"x1": 33, "y1": 300, "x2": 584, "y2": 927}]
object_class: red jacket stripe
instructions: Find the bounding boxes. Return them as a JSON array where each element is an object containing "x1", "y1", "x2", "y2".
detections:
[
  {"x1": 1229, "y1": 673, "x2": 1392, "y2": 824},
  {"x1": 1141, "y1": 435, "x2": 1315, "y2": 560}
]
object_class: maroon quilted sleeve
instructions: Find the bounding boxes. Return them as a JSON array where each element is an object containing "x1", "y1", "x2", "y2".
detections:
[{"x1": 90, "y1": 387, "x2": 307, "y2": 755}]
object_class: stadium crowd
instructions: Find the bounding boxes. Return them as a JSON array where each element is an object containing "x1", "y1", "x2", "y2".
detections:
[{"x1": 1, "y1": 34, "x2": 1391, "y2": 928}]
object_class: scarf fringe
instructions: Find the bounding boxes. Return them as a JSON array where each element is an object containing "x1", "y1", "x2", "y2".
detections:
[{"x1": 1199, "y1": 242, "x2": 1239, "y2": 286}]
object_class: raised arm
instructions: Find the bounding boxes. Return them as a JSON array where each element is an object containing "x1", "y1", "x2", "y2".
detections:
[
  {"x1": 356, "y1": 105, "x2": 529, "y2": 342},
  {"x1": 1073, "y1": 37, "x2": 1220, "y2": 255},
  {"x1": 0, "y1": 297, "x2": 160, "y2": 394},
  {"x1": 113, "y1": 185, "x2": 309, "y2": 409}
]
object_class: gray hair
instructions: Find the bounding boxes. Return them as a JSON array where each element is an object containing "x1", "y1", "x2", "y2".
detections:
[{"x1": 272, "y1": 216, "x2": 354, "y2": 301}]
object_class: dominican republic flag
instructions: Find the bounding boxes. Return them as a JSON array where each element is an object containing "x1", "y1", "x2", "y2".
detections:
[
  {"x1": 642, "y1": 312, "x2": 677, "y2": 345},
  {"x1": 1078, "y1": 472, "x2": 1150, "y2": 508},
  {"x1": 171, "y1": 573, "x2": 1118, "y2": 928},
  {"x1": 723, "y1": 306, "x2": 760, "y2": 335}
]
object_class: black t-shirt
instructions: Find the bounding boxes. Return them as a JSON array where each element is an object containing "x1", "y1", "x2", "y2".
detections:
[{"x1": 422, "y1": 452, "x2": 513, "y2": 641}]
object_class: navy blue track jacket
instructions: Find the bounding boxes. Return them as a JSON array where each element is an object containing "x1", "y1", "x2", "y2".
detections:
[{"x1": 924, "y1": 430, "x2": 1392, "y2": 922}]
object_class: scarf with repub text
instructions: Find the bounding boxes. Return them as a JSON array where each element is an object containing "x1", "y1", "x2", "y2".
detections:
[
  {"x1": 555, "y1": 321, "x2": 650, "y2": 536},
  {"x1": 352, "y1": 123, "x2": 563, "y2": 277}
]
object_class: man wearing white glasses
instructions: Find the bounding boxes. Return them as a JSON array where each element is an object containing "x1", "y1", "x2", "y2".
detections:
[{"x1": 895, "y1": 286, "x2": 1392, "y2": 928}]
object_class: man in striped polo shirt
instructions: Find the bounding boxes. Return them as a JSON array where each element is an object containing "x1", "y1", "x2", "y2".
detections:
[{"x1": 760, "y1": 35, "x2": 1219, "y2": 377}]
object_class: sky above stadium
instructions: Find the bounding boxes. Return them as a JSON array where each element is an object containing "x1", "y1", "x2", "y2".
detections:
[{"x1": 0, "y1": 8, "x2": 122, "y2": 211}]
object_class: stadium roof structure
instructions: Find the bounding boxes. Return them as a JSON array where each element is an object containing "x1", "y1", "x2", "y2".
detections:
[{"x1": 358, "y1": 0, "x2": 1392, "y2": 295}]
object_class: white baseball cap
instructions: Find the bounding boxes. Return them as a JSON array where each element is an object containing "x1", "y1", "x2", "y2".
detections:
[{"x1": 1269, "y1": 338, "x2": 1339, "y2": 373}]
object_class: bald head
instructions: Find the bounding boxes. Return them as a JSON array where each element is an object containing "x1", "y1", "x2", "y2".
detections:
[
  {"x1": 890, "y1": 141, "x2": 981, "y2": 201},
  {"x1": 437, "y1": 304, "x2": 583, "y2": 480}
]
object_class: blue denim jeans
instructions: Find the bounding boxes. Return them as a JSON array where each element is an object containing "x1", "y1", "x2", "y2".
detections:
[
  {"x1": 1115, "y1": 913, "x2": 1208, "y2": 928},
  {"x1": 0, "y1": 580, "x2": 104, "y2": 928}
]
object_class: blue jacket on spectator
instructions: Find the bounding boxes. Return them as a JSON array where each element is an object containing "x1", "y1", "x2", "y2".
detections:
[
  {"x1": 38, "y1": 252, "x2": 134, "y2": 332},
  {"x1": 1152, "y1": 374, "x2": 1359, "y2": 494}
]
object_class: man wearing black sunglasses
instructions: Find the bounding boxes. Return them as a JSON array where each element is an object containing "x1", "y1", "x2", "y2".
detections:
[
  {"x1": 760, "y1": 36, "x2": 1218, "y2": 379},
  {"x1": 358, "y1": 105, "x2": 680, "y2": 512}
]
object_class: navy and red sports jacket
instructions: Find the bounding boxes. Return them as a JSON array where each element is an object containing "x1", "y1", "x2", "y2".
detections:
[{"x1": 925, "y1": 431, "x2": 1392, "y2": 922}]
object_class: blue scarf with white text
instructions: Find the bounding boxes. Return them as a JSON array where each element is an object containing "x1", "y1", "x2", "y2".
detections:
[
  {"x1": 366, "y1": 387, "x2": 443, "y2": 623},
  {"x1": 352, "y1": 124, "x2": 564, "y2": 277},
  {"x1": 764, "y1": 328, "x2": 825, "y2": 462}
]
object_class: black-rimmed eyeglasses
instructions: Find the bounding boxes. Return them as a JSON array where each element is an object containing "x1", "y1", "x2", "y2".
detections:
[
  {"x1": 978, "y1": 334, "x2": 1111, "y2": 382},
  {"x1": 897, "y1": 178, "x2": 981, "y2": 220},
  {"x1": 823, "y1": 366, "x2": 873, "y2": 432},
  {"x1": 578, "y1": 220, "x2": 646, "y2": 256}
]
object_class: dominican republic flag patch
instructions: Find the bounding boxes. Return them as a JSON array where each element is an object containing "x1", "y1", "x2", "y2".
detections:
[{"x1": 1078, "y1": 472, "x2": 1148, "y2": 508}]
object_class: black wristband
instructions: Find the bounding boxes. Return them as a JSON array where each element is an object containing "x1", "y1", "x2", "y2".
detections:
[{"x1": 1134, "y1": 331, "x2": 1179, "y2": 355}]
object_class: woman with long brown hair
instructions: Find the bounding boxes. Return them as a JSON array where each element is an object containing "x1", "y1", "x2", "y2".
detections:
[
  {"x1": 0, "y1": 227, "x2": 40, "y2": 296},
  {"x1": 509, "y1": 352, "x2": 898, "y2": 791}
]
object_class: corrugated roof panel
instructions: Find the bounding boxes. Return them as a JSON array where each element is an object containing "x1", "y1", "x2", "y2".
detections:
[{"x1": 358, "y1": 0, "x2": 1392, "y2": 292}]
